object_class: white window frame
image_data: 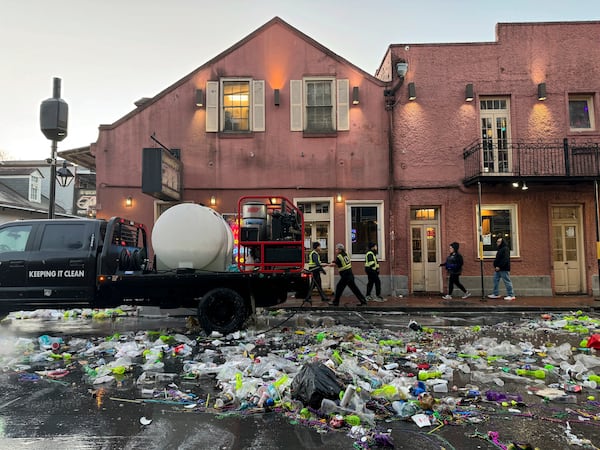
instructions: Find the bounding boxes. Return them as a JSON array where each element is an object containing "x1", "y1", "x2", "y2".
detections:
[
  {"x1": 290, "y1": 78, "x2": 349, "y2": 132},
  {"x1": 476, "y1": 203, "x2": 519, "y2": 258},
  {"x1": 569, "y1": 94, "x2": 595, "y2": 132},
  {"x1": 205, "y1": 79, "x2": 265, "y2": 133},
  {"x1": 345, "y1": 200, "x2": 385, "y2": 261},
  {"x1": 29, "y1": 174, "x2": 41, "y2": 203}
]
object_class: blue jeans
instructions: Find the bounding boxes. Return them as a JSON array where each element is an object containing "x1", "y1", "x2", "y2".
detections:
[{"x1": 493, "y1": 270, "x2": 514, "y2": 296}]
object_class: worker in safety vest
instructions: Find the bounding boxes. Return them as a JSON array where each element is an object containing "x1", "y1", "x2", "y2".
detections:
[
  {"x1": 305, "y1": 242, "x2": 330, "y2": 303},
  {"x1": 329, "y1": 243, "x2": 367, "y2": 307},
  {"x1": 365, "y1": 242, "x2": 385, "y2": 302}
]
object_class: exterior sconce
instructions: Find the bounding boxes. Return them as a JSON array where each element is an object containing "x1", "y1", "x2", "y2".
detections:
[
  {"x1": 512, "y1": 181, "x2": 520, "y2": 188},
  {"x1": 210, "y1": 195, "x2": 216, "y2": 206},
  {"x1": 352, "y1": 87, "x2": 359, "y2": 105},
  {"x1": 537, "y1": 83, "x2": 546, "y2": 101},
  {"x1": 336, "y1": 193, "x2": 343, "y2": 203},
  {"x1": 408, "y1": 82, "x2": 416, "y2": 101},
  {"x1": 125, "y1": 196, "x2": 133, "y2": 208},
  {"x1": 274, "y1": 89, "x2": 280, "y2": 106},
  {"x1": 522, "y1": 182, "x2": 529, "y2": 190},
  {"x1": 465, "y1": 84, "x2": 474, "y2": 102},
  {"x1": 195, "y1": 89, "x2": 204, "y2": 107},
  {"x1": 269, "y1": 197, "x2": 279, "y2": 205},
  {"x1": 396, "y1": 60, "x2": 408, "y2": 78}
]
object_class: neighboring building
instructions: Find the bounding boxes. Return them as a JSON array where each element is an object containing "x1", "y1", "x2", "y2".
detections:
[
  {"x1": 0, "y1": 162, "x2": 70, "y2": 223},
  {"x1": 63, "y1": 19, "x2": 600, "y2": 298},
  {"x1": 376, "y1": 21, "x2": 600, "y2": 296}
]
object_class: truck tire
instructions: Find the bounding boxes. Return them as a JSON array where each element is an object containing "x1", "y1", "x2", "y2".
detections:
[{"x1": 198, "y1": 288, "x2": 247, "y2": 335}]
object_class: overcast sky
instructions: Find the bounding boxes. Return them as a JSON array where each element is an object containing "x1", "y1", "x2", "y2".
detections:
[{"x1": 1, "y1": 0, "x2": 598, "y2": 161}]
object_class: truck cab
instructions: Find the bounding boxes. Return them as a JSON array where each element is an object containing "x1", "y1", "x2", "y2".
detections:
[{"x1": 0, "y1": 219, "x2": 100, "y2": 311}]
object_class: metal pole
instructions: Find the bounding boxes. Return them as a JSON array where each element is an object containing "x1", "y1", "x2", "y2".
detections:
[
  {"x1": 478, "y1": 181, "x2": 486, "y2": 301},
  {"x1": 48, "y1": 140, "x2": 57, "y2": 219},
  {"x1": 595, "y1": 180, "x2": 600, "y2": 299}
]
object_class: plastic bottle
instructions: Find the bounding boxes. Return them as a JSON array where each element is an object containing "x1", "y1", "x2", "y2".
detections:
[
  {"x1": 340, "y1": 384, "x2": 356, "y2": 408},
  {"x1": 516, "y1": 368, "x2": 546, "y2": 379},
  {"x1": 418, "y1": 370, "x2": 442, "y2": 381}
]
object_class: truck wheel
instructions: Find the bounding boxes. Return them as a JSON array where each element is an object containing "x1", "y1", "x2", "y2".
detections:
[{"x1": 198, "y1": 288, "x2": 247, "y2": 335}]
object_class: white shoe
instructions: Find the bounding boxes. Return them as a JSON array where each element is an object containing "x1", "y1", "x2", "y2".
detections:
[
  {"x1": 504, "y1": 296, "x2": 516, "y2": 301},
  {"x1": 441, "y1": 295, "x2": 452, "y2": 300},
  {"x1": 487, "y1": 294, "x2": 501, "y2": 299},
  {"x1": 373, "y1": 296, "x2": 386, "y2": 302},
  {"x1": 462, "y1": 292, "x2": 472, "y2": 299},
  {"x1": 365, "y1": 295, "x2": 373, "y2": 301}
]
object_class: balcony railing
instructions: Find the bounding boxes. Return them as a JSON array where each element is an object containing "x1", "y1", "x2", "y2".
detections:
[{"x1": 462, "y1": 138, "x2": 600, "y2": 186}]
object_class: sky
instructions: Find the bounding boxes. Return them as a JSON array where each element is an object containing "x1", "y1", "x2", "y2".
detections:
[{"x1": 1, "y1": 0, "x2": 598, "y2": 161}]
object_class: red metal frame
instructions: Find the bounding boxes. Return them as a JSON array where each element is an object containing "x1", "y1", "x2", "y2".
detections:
[{"x1": 235, "y1": 196, "x2": 304, "y2": 274}]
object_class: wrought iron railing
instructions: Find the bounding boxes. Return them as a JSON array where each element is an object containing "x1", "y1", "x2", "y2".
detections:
[{"x1": 463, "y1": 138, "x2": 600, "y2": 185}]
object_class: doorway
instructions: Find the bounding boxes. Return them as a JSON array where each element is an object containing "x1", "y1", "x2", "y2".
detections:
[
  {"x1": 410, "y1": 208, "x2": 441, "y2": 293},
  {"x1": 551, "y1": 206, "x2": 584, "y2": 294},
  {"x1": 297, "y1": 199, "x2": 334, "y2": 292}
]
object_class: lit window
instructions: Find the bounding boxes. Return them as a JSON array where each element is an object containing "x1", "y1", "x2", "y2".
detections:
[
  {"x1": 346, "y1": 201, "x2": 384, "y2": 259},
  {"x1": 222, "y1": 80, "x2": 250, "y2": 132},
  {"x1": 477, "y1": 204, "x2": 519, "y2": 258},
  {"x1": 569, "y1": 95, "x2": 595, "y2": 131}
]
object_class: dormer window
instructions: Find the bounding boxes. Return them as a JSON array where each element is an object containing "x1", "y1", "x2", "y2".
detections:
[{"x1": 29, "y1": 174, "x2": 41, "y2": 203}]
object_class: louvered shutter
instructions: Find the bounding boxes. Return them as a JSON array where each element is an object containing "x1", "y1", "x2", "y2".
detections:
[
  {"x1": 252, "y1": 80, "x2": 265, "y2": 131},
  {"x1": 337, "y1": 79, "x2": 349, "y2": 131},
  {"x1": 290, "y1": 80, "x2": 303, "y2": 131},
  {"x1": 206, "y1": 81, "x2": 219, "y2": 132}
]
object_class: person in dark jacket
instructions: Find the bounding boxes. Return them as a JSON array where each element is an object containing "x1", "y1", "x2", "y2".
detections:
[
  {"x1": 329, "y1": 243, "x2": 367, "y2": 307},
  {"x1": 365, "y1": 242, "x2": 385, "y2": 302},
  {"x1": 488, "y1": 237, "x2": 516, "y2": 301},
  {"x1": 440, "y1": 242, "x2": 471, "y2": 300}
]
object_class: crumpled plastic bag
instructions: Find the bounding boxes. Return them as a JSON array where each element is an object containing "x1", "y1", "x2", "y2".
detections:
[{"x1": 291, "y1": 361, "x2": 341, "y2": 409}]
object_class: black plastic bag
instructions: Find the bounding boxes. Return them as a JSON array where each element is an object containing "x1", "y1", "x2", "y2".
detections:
[{"x1": 291, "y1": 362, "x2": 342, "y2": 409}]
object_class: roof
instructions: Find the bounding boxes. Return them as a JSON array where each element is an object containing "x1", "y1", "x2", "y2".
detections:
[{"x1": 58, "y1": 146, "x2": 95, "y2": 170}]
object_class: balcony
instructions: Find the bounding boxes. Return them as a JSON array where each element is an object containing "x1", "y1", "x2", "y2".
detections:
[{"x1": 463, "y1": 138, "x2": 600, "y2": 186}]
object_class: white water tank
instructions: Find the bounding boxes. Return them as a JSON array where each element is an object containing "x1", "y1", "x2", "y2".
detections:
[{"x1": 152, "y1": 203, "x2": 233, "y2": 272}]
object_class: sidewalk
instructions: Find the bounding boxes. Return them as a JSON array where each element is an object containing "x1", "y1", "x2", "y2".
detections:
[{"x1": 272, "y1": 293, "x2": 600, "y2": 313}]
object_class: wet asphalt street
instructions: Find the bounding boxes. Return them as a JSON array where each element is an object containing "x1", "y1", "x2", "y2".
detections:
[{"x1": 0, "y1": 308, "x2": 599, "y2": 449}]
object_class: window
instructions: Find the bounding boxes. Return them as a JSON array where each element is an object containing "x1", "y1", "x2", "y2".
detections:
[
  {"x1": 479, "y1": 97, "x2": 511, "y2": 173},
  {"x1": 346, "y1": 201, "x2": 384, "y2": 260},
  {"x1": 290, "y1": 78, "x2": 349, "y2": 132},
  {"x1": 569, "y1": 95, "x2": 595, "y2": 131},
  {"x1": 0, "y1": 225, "x2": 32, "y2": 252},
  {"x1": 477, "y1": 204, "x2": 519, "y2": 258},
  {"x1": 40, "y1": 224, "x2": 87, "y2": 251},
  {"x1": 29, "y1": 174, "x2": 41, "y2": 203},
  {"x1": 205, "y1": 79, "x2": 265, "y2": 133},
  {"x1": 223, "y1": 81, "x2": 250, "y2": 132},
  {"x1": 306, "y1": 80, "x2": 334, "y2": 131}
]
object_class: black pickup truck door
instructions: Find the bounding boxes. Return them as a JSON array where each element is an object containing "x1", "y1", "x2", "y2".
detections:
[
  {"x1": 0, "y1": 223, "x2": 35, "y2": 301},
  {"x1": 26, "y1": 222, "x2": 97, "y2": 304}
]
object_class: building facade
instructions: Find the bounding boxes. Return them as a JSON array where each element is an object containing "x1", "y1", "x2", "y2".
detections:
[
  {"x1": 79, "y1": 18, "x2": 600, "y2": 298},
  {"x1": 377, "y1": 21, "x2": 600, "y2": 297}
]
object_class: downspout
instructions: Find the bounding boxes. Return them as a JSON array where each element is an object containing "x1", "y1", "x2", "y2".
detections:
[{"x1": 387, "y1": 102, "x2": 397, "y2": 296}]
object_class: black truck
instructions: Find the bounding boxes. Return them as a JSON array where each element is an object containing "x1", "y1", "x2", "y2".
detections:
[{"x1": 0, "y1": 196, "x2": 307, "y2": 333}]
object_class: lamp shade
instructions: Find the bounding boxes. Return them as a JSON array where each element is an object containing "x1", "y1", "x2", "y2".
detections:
[
  {"x1": 537, "y1": 83, "x2": 546, "y2": 101},
  {"x1": 408, "y1": 82, "x2": 416, "y2": 101},
  {"x1": 465, "y1": 84, "x2": 474, "y2": 101}
]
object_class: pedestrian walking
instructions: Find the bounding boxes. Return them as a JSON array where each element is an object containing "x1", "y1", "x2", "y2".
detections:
[
  {"x1": 329, "y1": 243, "x2": 367, "y2": 306},
  {"x1": 488, "y1": 237, "x2": 516, "y2": 301},
  {"x1": 365, "y1": 242, "x2": 385, "y2": 302},
  {"x1": 440, "y1": 242, "x2": 471, "y2": 300},
  {"x1": 305, "y1": 242, "x2": 329, "y2": 303}
]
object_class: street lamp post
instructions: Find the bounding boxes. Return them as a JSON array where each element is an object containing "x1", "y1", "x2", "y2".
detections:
[{"x1": 40, "y1": 77, "x2": 68, "y2": 218}]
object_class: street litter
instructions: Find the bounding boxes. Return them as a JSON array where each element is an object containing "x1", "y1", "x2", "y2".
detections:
[{"x1": 3, "y1": 308, "x2": 600, "y2": 448}]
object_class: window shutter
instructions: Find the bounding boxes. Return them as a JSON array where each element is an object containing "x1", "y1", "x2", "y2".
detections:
[
  {"x1": 252, "y1": 80, "x2": 265, "y2": 132},
  {"x1": 337, "y1": 79, "x2": 349, "y2": 131},
  {"x1": 206, "y1": 81, "x2": 219, "y2": 132},
  {"x1": 290, "y1": 80, "x2": 303, "y2": 131}
]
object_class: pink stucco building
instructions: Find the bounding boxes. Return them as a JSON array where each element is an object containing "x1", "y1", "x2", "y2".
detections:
[{"x1": 66, "y1": 18, "x2": 600, "y2": 298}]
